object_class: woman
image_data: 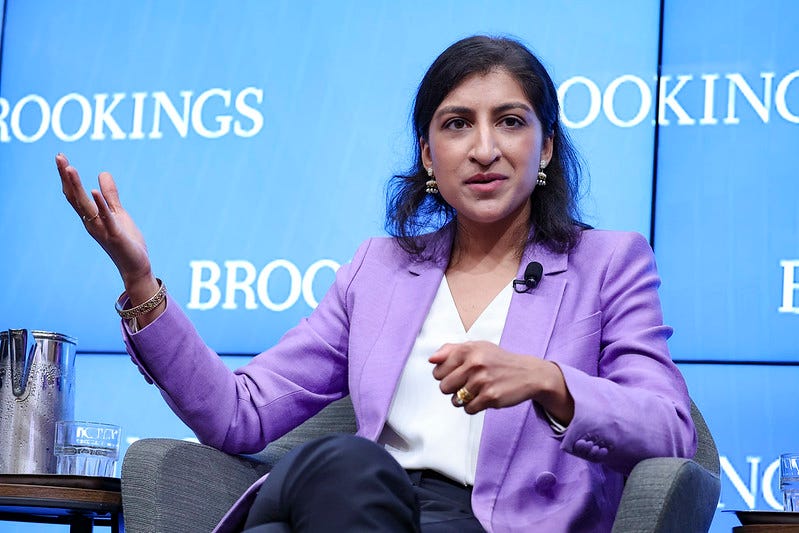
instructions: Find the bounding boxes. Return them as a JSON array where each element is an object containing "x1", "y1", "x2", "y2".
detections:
[{"x1": 56, "y1": 35, "x2": 695, "y2": 532}]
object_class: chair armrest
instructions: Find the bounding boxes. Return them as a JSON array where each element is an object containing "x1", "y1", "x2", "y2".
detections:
[
  {"x1": 611, "y1": 457, "x2": 720, "y2": 533},
  {"x1": 121, "y1": 438, "x2": 270, "y2": 533},
  {"x1": 120, "y1": 398, "x2": 357, "y2": 532}
]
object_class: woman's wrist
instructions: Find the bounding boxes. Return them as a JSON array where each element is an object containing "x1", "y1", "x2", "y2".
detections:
[
  {"x1": 123, "y1": 273, "x2": 158, "y2": 305},
  {"x1": 532, "y1": 361, "x2": 575, "y2": 425},
  {"x1": 119, "y1": 274, "x2": 166, "y2": 328}
]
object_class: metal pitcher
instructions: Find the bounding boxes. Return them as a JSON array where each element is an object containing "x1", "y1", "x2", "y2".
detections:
[{"x1": 0, "y1": 329, "x2": 77, "y2": 474}]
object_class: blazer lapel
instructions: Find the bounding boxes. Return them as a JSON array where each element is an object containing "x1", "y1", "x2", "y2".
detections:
[
  {"x1": 473, "y1": 242, "x2": 569, "y2": 519},
  {"x1": 356, "y1": 234, "x2": 451, "y2": 440},
  {"x1": 499, "y1": 242, "x2": 568, "y2": 358}
]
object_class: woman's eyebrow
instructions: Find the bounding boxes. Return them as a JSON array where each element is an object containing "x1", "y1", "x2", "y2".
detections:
[
  {"x1": 435, "y1": 105, "x2": 473, "y2": 117},
  {"x1": 494, "y1": 102, "x2": 533, "y2": 113},
  {"x1": 435, "y1": 102, "x2": 533, "y2": 118}
]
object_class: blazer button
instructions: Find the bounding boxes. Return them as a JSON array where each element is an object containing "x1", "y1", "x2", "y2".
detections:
[
  {"x1": 535, "y1": 471, "x2": 557, "y2": 494},
  {"x1": 587, "y1": 444, "x2": 610, "y2": 461},
  {"x1": 574, "y1": 439, "x2": 592, "y2": 455}
]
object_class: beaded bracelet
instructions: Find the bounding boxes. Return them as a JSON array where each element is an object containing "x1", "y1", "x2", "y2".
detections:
[{"x1": 115, "y1": 279, "x2": 166, "y2": 319}]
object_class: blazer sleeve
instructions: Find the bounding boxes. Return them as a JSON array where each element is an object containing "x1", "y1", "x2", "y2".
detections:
[
  {"x1": 556, "y1": 232, "x2": 696, "y2": 476},
  {"x1": 121, "y1": 239, "x2": 374, "y2": 454}
]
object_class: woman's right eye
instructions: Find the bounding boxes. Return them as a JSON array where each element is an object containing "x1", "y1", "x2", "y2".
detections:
[{"x1": 444, "y1": 118, "x2": 469, "y2": 130}]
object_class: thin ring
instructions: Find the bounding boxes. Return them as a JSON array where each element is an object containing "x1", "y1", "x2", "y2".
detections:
[
  {"x1": 455, "y1": 387, "x2": 474, "y2": 406},
  {"x1": 82, "y1": 212, "x2": 100, "y2": 223}
]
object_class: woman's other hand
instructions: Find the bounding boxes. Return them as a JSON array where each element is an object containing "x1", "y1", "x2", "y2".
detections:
[
  {"x1": 429, "y1": 341, "x2": 574, "y2": 423},
  {"x1": 56, "y1": 154, "x2": 163, "y2": 324}
]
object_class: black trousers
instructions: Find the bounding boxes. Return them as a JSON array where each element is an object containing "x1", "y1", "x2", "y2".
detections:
[{"x1": 242, "y1": 434, "x2": 485, "y2": 532}]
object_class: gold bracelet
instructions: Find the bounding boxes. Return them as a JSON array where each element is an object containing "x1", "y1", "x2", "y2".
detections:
[{"x1": 116, "y1": 279, "x2": 166, "y2": 319}]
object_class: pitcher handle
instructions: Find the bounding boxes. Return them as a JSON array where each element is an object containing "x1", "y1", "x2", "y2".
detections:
[{"x1": 6, "y1": 329, "x2": 35, "y2": 398}]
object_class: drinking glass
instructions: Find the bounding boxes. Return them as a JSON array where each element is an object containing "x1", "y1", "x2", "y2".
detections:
[
  {"x1": 780, "y1": 453, "x2": 799, "y2": 512},
  {"x1": 54, "y1": 421, "x2": 121, "y2": 477}
]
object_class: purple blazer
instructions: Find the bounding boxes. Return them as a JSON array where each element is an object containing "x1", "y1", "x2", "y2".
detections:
[{"x1": 123, "y1": 228, "x2": 696, "y2": 533}]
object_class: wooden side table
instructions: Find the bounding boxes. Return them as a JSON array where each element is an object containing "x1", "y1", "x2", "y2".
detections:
[
  {"x1": 734, "y1": 526, "x2": 799, "y2": 532},
  {"x1": 0, "y1": 474, "x2": 123, "y2": 532}
]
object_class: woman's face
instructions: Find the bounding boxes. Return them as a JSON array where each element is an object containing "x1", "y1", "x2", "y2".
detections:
[{"x1": 421, "y1": 68, "x2": 553, "y2": 230}]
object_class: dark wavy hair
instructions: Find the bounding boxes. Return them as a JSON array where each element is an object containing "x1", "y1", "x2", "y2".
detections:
[{"x1": 385, "y1": 35, "x2": 585, "y2": 257}]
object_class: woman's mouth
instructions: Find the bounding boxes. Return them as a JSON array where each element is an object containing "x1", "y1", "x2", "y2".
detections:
[{"x1": 465, "y1": 173, "x2": 507, "y2": 192}]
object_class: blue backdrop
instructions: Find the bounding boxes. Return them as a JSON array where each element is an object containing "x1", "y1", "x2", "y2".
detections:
[
  {"x1": 653, "y1": 1, "x2": 799, "y2": 530},
  {"x1": 0, "y1": 0, "x2": 659, "y2": 353},
  {"x1": 656, "y1": 0, "x2": 799, "y2": 362},
  {"x1": 1, "y1": 1, "x2": 797, "y2": 532}
]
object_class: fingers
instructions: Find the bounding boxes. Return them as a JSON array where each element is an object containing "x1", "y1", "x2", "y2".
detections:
[
  {"x1": 428, "y1": 343, "x2": 453, "y2": 364},
  {"x1": 429, "y1": 344, "x2": 452, "y2": 378},
  {"x1": 452, "y1": 384, "x2": 476, "y2": 408},
  {"x1": 56, "y1": 154, "x2": 123, "y2": 229},
  {"x1": 430, "y1": 342, "x2": 474, "y2": 388},
  {"x1": 56, "y1": 154, "x2": 97, "y2": 221},
  {"x1": 430, "y1": 343, "x2": 476, "y2": 411},
  {"x1": 429, "y1": 341, "x2": 506, "y2": 413},
  {"x1": 90, "y1": 189, "x2": 119, "y2": 234},
  {"x1": 98, "y1": 171, "x2": 123, "y2": 212}
]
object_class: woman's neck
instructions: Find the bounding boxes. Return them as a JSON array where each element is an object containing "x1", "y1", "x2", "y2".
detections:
[{"x1": 449, "y1": 207, "x2": 530, "y2": 271}]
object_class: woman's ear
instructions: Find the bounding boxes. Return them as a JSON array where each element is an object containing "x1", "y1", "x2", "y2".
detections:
[
  {"x1": 420, "y1": 137, "x2": 432, "y2": 169},
  {"x1": 542, "y1": 135, "x2": 554, "y2": 165}
]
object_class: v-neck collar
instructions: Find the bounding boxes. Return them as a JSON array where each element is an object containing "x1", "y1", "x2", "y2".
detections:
[{"x1": 442, "y1": 277, "x2": 514, "y2": 336}]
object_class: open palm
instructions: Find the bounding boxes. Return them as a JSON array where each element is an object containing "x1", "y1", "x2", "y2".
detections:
[{"x1": 56, "y1": 154, "x2": 153, "y2": 287}]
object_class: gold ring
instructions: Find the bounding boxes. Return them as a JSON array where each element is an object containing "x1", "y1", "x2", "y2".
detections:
[
  {"x1": 82, "y1": 212, "x2": 100, "y2": 223},
  {"x1": 455, "y1": 387, "x2": 474, "y2": 406}
]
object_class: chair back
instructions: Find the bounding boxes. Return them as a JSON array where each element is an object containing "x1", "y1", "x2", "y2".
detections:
[{"x1": 690, "y1": 399, "x2": 720, "y2": 476}]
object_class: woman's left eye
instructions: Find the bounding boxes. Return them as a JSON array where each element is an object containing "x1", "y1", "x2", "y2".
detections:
[{"x1": 499, "y1": 116, "x2": 525, "y2": 128}]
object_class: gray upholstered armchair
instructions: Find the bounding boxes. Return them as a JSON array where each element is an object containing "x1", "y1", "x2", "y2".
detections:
[{"x1": 120, "y1": 398, "x2": 720, "y2": 532}]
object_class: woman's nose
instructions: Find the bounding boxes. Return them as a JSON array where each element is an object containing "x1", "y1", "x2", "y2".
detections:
[{"x1": 469, "y1": 125, "x2": 501, "y2": 166}]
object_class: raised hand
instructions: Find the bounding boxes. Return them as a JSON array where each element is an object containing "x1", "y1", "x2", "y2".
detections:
[
  {"x1": 56, "y1": 154, "x2": 163, "y2": 324},
  {"x1": 429, "y1": 340, "x2": 574, "y2": 422}
]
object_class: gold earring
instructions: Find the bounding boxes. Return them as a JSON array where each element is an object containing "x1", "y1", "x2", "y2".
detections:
[
  {"x1": 425, "y1": 167, "x2": 439, "y2": 195},
  {"x1": 537, "y1": 162, "x2": 548, "y2": 187}
]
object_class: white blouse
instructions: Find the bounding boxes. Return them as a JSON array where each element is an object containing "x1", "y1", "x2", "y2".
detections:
[{"x1": 378, "y1": 277, "x2": 513, "y2": 486}]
